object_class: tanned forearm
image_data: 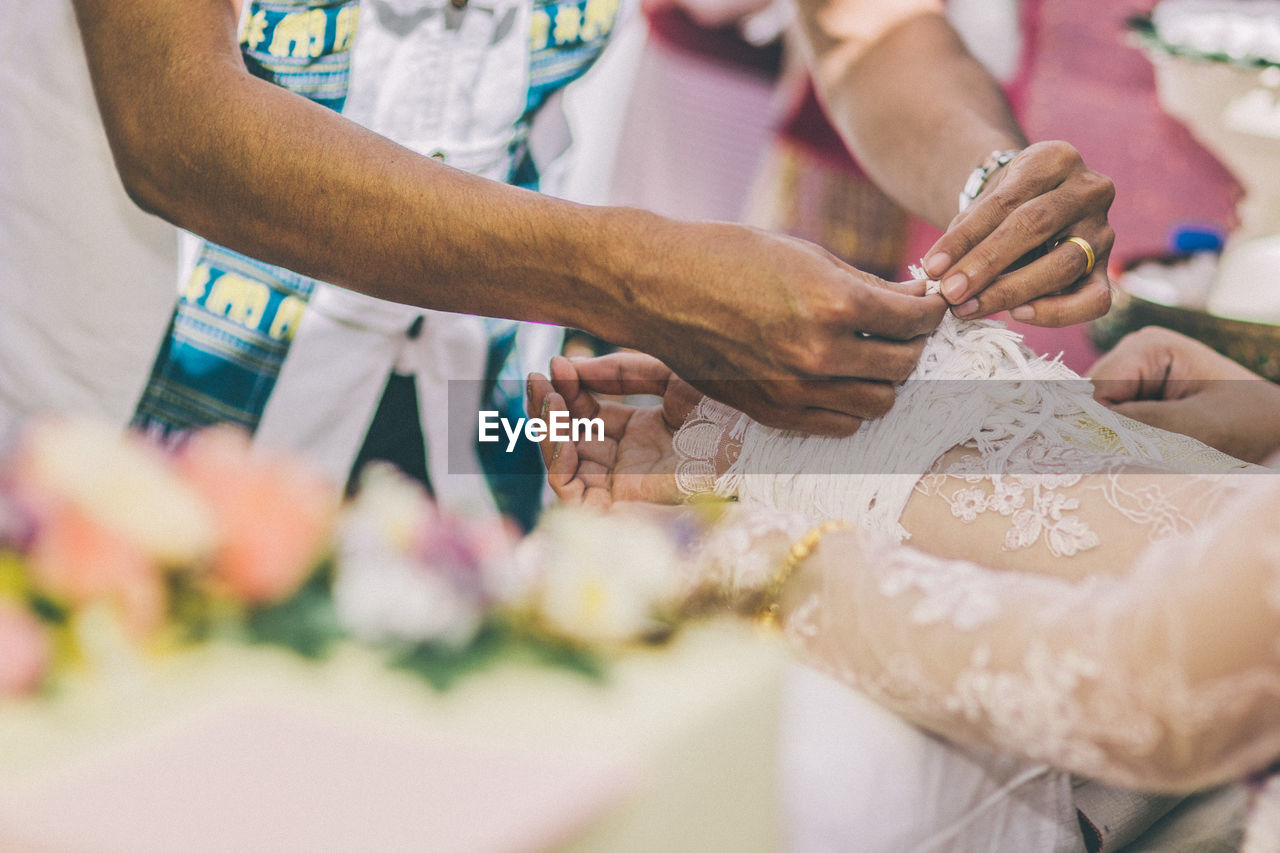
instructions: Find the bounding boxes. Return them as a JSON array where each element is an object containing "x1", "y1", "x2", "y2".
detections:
[
  {"x1": 795, "y1": 10, "x2": 1027, "y2": 228},
  {"x1": 71, "y1": 0, "x2": 653, "y2": 340},
  {"x1": 71, "y1": 0, "x2": 956, "y2": 435}
]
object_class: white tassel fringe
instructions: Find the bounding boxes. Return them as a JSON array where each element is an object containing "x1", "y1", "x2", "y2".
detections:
[{"x1": 720, "y1": 269, "x2": 1158, "y2": 539}]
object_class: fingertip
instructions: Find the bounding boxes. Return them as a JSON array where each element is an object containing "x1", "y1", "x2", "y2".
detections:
[
  {"x1": 920, "y1": 293, "x2": 949, "y2": 330},
  {"x1": 548, "y1": 354, "x2": 573, "y2": 379},
  {"x1": 922, "y1": 252, "x2": 951, "y2": 279},
  {"x1": 549, "y1": 355, "x2": 582, "y2": 399},
  {"x1": 526, "y1": 373, "x2": 550, "y2": 416},
  {"x1": 940, "y1": 272, "x2": 969, "y2": 304},
  {"x1": 803, "y1": 410, "x2": 865, "y2": 437}
]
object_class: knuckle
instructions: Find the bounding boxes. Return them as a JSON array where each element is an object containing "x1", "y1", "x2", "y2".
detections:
[
  {"x1": 970, "y1": 291, "x2": 1006, "y2": 318},
  {"x1": 1096, "y1": 224, "x2": 1117, "y2": 254},
  {"x1": 1092, "y1": 280, "x2": 1113, "y2": 315},
  {"x1": 807, "y1": 282, "x2": 858, "y2": 328},
  {"x1": 1062, "y1": 244, "x2": 1090, "y2": 279},
  {"x1": 776, "y1": 337, "x2": 811, "y2": 374},
  {"x1": 1088, "y1": 172, "x2": 1117, "y2": 207},
  {"x1": 800, "y1": 339, "x2": 833, "y2": 375},
  {"x1": 1043, "y1": 139, "x2": 1081, "y2": 168},
  {"x1": 989, "y1": 189, "x2": 1020, "y2": 220},
  {"x1": 887, "y1": 358, "x2": 915, "y2": 383},
  {"x1": 889, "y1": 344, "x2": 922, "y2": 380},
  {"x1": 863, "y1": 384, "x2": 897, "y2": 419},
  {"x1": 1012, "y1": 203, "x2": 1052, "y2": 241},
  {"x1": 967, "y1": 243, "x2": 1005, "y2": 278},
  {"x1": 828, "y1": 285, "x2": 862, "y2": 323},
  {"x1": 1130, "y1": 325, "x2": 1175, "y2": 347}
]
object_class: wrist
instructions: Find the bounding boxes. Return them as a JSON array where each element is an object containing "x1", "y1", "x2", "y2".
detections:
[
  {"x1": 759, "y1": 520, "x2": 850, "y2": 627},
  {"x1": 564, "y1": 206, "x2": 677, "y2": 349},
  {"x1": 958, "y1": 148, "x2": 1022, "y2": 214}
]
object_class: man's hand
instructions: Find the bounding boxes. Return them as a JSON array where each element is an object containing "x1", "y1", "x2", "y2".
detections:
[
  {"x1": 1087, "y1": 327, "x2": 1280, "y2": 464},
  {"x1": 623, "y1": 222, "x2": 946, "y2": 438},
  {"x1": 526, "y1": 354, "x2": 697, "y2": 510},
  {"x1": 922, "y1": 141, "x2": 1116, "y2": 327}
]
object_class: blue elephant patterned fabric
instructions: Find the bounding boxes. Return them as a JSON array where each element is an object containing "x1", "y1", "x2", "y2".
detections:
[{"x1": 132, "y1": 0, "x2": 618, "y2": 514}]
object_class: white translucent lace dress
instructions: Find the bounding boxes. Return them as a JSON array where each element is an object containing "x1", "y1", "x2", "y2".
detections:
[{"x1": 675, "y1": 300, "x2": 1280, "y2": 847}]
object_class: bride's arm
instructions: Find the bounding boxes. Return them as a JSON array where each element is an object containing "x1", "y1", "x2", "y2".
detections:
[
  {"x1": 763, "y1": 476, "x2": 1280, "y2": 792},
  {"x1": 532, "y1": 355, "x2": 1280, "y2": 788},
  {"x1": 896, "y1": 443, "x2": 1249, "y2": 582}
]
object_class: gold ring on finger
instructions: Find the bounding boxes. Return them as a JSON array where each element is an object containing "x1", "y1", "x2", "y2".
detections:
[{"x1": 1053, "y1": 236, "x2": 1096, "y2": 277}]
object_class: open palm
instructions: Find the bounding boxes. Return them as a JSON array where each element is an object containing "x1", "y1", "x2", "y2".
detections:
[{"x1": 526, "y1": 353, "x2": 701, "y2": 510}]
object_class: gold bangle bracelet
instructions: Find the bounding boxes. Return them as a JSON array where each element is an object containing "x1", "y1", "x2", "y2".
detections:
[{"x1": 758, "y1": 519, "x2": 850, "y2": 628}]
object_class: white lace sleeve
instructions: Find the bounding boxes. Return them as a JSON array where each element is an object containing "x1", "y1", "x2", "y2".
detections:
[
  {"x1": 682, "y1": 503, "x2": 815, "y2": 606},
  {"x1": 673, "y1": 397, "x2": 749, "y2": 501},
  {"x1": 781, "y1": 474, "x2": 1280, "y2": 793}
]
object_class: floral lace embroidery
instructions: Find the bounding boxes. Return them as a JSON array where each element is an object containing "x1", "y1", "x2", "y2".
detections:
[
  {"x1": 914, "y1": 435, "x2": 1253, "y2": 559},
  {"x1": 1084, "y1": 466, "x2": 1205, "y2": 541},
  {"x1": 673, "y1": 397, "x2": 744, "y2": 500},
  {"x1": 775, "y1": 479, "x2": 1280, "y2": 797},
  {"x1": 875, "y1": 546, "x2": 1003, "y2": 631},
  {"x1": 915, "y1": 438, "x2": 1108, "y2": 558}
]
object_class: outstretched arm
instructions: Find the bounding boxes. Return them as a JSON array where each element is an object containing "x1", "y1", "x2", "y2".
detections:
[
  {"x1": 71, "y1": 0, "x2": 945, "y2": 435},
  {"x1": 535, "y1": 356, "x2": 1280, "y2": 790}
]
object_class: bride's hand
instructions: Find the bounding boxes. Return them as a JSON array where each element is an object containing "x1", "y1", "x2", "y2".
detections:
[
  {"x1": 526, "y1": 353, "x2": 702, "y2": 510},
  {"x1": 1088, "y1": 327, "x2": 1280, "y2": 464}
]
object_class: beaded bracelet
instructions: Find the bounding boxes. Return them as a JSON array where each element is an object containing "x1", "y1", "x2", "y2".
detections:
[{"x1": 757, "y1": 519, "x2": 851, "y2": 628}]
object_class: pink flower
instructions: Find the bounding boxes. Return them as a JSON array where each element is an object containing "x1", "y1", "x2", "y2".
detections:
[
  {"x1": 10, "y1": 419, "x2": 210, "y2": 637},
  {"x1": 0, "y1": 600, "x2": 50, "y2": 697},
  {"x1": 14, "y1": 419, "x2": 215, "y2": 566},
  {"x1": 176, "y1": 427, "x2": 337, "y2": 605},
  {"x1": 25, "y1": 495, "x2": 166, "y2": 638}
]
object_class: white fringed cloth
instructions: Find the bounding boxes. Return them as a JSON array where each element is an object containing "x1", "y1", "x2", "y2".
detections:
[{"x1": 679, "y1": 270, "x2": 1160, "y2": 536}]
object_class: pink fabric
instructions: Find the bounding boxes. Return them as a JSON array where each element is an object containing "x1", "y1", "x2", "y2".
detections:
[
  {"x1": 1019, "y1": 0, "x2": 1241, "y2": 267},
  {"x1": 968, "y1": 0, "x2": 1242, "y2": 372}
]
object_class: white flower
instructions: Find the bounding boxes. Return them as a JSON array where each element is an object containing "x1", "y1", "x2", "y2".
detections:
[
  {"x1": 333, "y1": 464, "x2": 484, "y2": 648},
  {"x1": 949, "y1": 487, "x2": 989, "y2": 523},
  {"x1": 1045, "y1": 516, "x2": 1100, "y2": 558},
  {"x1": 530, "y1": 509, "x2": 679, "y2": 645},
  {"x1": 333, "y1": 548, "x2": 483, "y2": 649},
  {"x1": 1005, "y1": 508, "x2": 1043, "y2": 551},
  {"x1": 986, "y1": 479, "x2": 1026, "y2": 515},
  {"x1": 342, "y1": 463, "x2": 431, "y2": 552}
]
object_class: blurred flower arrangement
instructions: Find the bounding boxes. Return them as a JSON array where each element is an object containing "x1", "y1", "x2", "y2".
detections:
[{"x1": 0, "y1": 420, "x2": 700, "y2": 700}]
